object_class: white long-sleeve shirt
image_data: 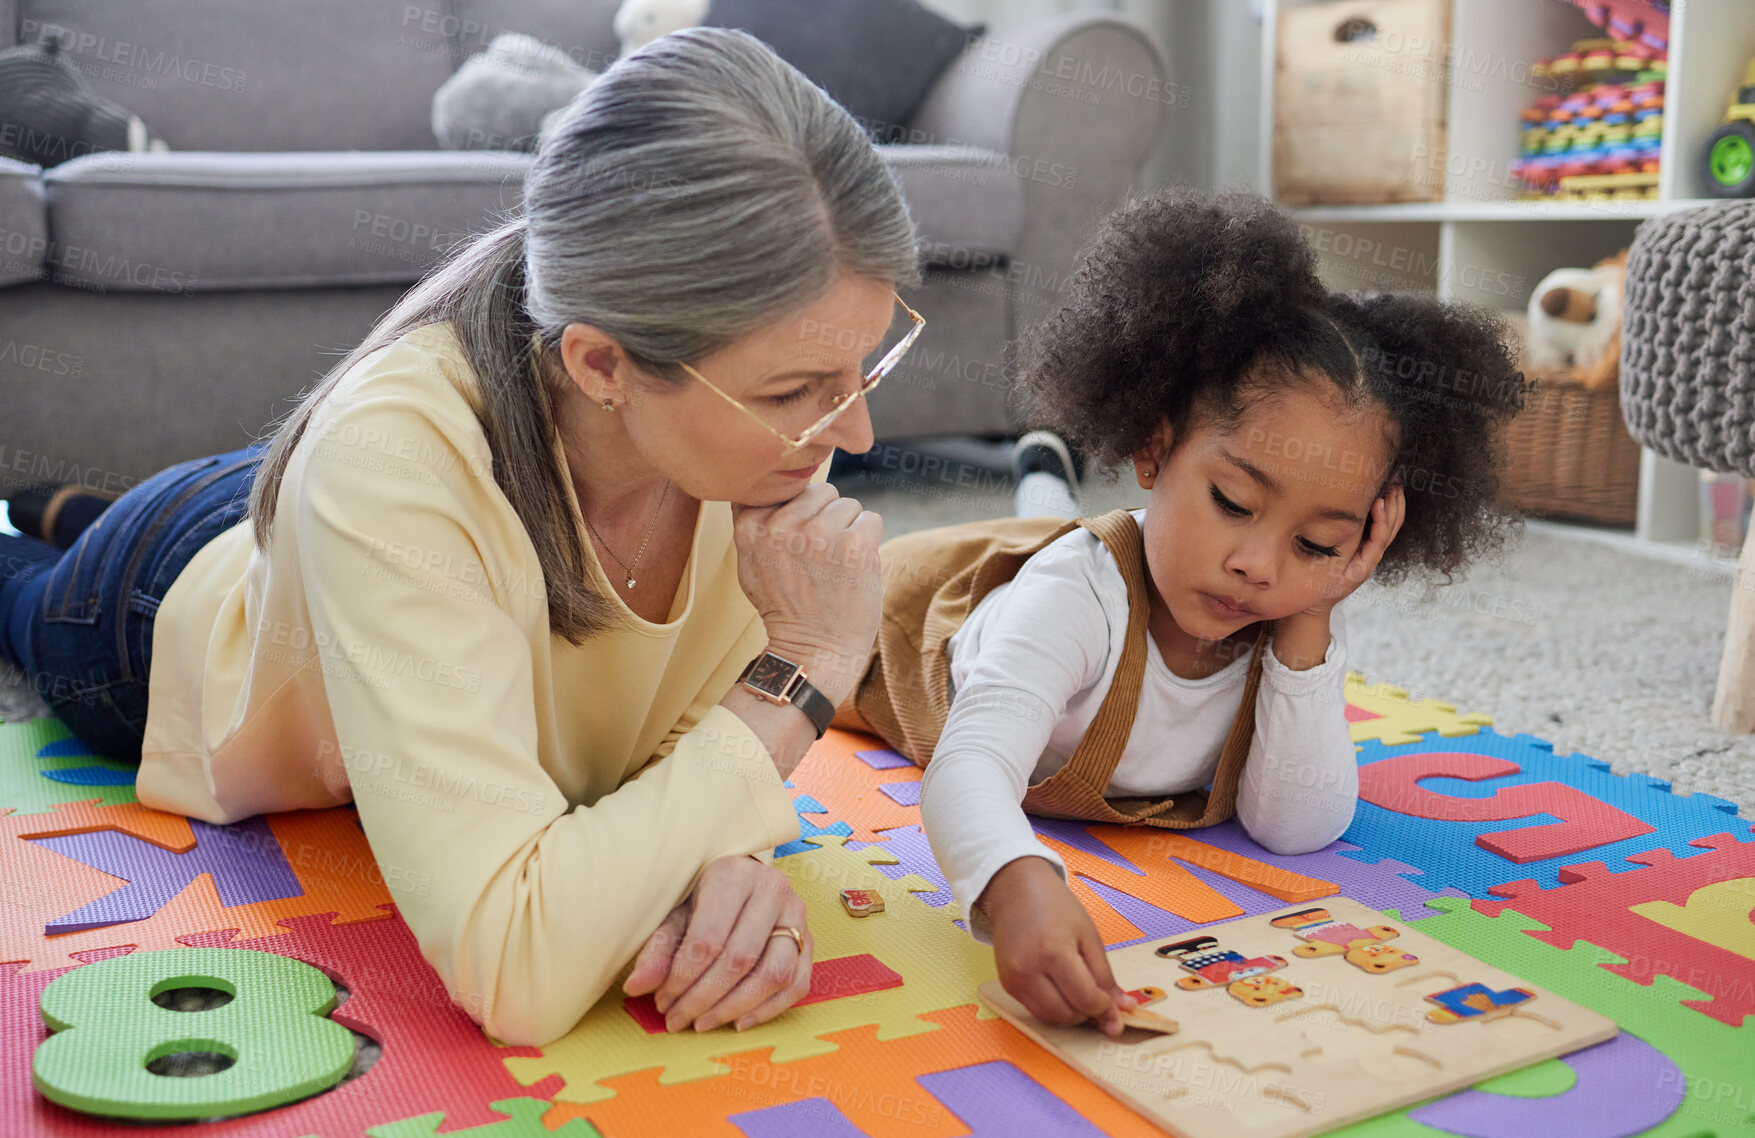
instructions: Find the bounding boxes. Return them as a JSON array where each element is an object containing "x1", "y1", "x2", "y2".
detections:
[{"x1": 918, "y1": 509, "x2": 1359, "y2": 941}]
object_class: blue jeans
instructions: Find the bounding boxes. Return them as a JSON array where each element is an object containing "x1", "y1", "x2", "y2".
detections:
[{"x1": 0, "y1": 444, "x2": 267, "y2": 761}]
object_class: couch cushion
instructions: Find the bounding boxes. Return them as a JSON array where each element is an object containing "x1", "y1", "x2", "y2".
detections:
[
  {"x1": 703, "y1": 0, "x2": 980, "y2": 141},
  {"x1": 879, "y1": 145, "x2": 1024, "y2": 267},
  {"x1": 0, "y1": 154, "x2": 44, "y2": 286},
  {"x1": 42, "y1": 151, "x2": 529, "y2": 292},
  {"x1": 16, "y1": 0, "x2": 456, "y2": 150},
  {"x1": 447, "y1": 0, "x2": 623, "y2": 74}
]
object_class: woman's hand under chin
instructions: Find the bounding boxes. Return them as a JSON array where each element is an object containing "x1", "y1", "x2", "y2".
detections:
[{"x1": 622, "y1": 854, "x2": 814, "y2": 1033}]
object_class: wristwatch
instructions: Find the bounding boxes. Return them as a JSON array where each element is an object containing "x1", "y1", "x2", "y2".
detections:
[{"x1": 738, "y1": 651, "x2": 836, "y2": 740}]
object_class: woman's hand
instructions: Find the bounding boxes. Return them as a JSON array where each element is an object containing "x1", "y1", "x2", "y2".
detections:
[
  {"x1": 622, "y1": 854, "x2": 813, "y2": 1033},
  {"x1": 978, "y1": 857, "x2": 1136, "y2": 1035},
  {"x1": 731, "y1": 483, "x2": 882, "y2": 709}
]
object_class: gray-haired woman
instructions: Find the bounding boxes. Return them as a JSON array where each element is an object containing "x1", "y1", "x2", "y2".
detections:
[{"x1": 0, "y1": 28, "x2": 922, "y2": 1047}]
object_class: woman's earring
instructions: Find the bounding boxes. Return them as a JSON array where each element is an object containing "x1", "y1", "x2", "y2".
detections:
[
  {"x1": 601, "y1": 399, "x2": 616, "y2": 411},
  {"x1": 1142, "y1": 466, "x2": 1155, "y2": 481}
]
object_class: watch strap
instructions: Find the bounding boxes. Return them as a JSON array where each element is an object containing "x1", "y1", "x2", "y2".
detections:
[{"x1": 739, "y1": 653, "x2": 836, "y2": 740}]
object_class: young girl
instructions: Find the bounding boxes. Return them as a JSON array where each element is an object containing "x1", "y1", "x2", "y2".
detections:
[{"x1": 846, "y1": 188, "x2": 1527, "y2": 1037}]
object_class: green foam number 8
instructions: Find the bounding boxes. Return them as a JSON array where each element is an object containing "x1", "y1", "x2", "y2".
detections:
[{"x1": 34, "y1": 947, "x2": 355, "y2": 1120}]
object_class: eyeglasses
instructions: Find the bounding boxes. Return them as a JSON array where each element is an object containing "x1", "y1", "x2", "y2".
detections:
[{"x1": 682, "y1": 293, "x2": 925, "y2": 449}]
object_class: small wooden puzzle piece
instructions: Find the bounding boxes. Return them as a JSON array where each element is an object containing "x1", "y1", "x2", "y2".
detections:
[
  {"x1": 839, "y1": 888, "x2": 884, "y2": 917},
  {"x1": 1118, "y1": 1006, "x2": 1180, "y2": 1034},
  {"x1": 1125, "y1": 986, "x2": 1167, "y2": 1007},
  {"x1": 1155, "y1": 935, "x2": 1302, "y2": 1007},
  {"x1": 1425, "y1": 981, "x2": 1536, "y2": 1024},
  {"x1": 1270, "y1": 906, "x2": 1420, "y2": 974}
]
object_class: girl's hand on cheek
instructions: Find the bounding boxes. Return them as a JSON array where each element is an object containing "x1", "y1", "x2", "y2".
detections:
[
  {"x1": 1308, "y1": 482, "x2": 1407, "y2": 615},
  {"x1": 980, "y1": 858, "x2": 1135, "y2": 1035}
]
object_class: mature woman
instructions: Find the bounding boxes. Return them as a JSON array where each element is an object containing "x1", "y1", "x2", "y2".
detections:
[{"x1": 0, "y1": 29, "x2": 923, "y2": 1047}]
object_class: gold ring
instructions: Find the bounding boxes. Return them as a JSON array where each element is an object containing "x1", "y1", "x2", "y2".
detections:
[{"x1": 768, "y1": 925, "x2": 804, "y2": 951}]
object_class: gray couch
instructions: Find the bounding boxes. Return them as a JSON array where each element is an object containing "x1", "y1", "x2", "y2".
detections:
[{"x1": 0, "y1": 1, "x2": 1166, "y2": 491}]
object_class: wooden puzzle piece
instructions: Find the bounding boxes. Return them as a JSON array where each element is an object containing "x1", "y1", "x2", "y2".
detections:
[
  {"x1": 1343, "y1": 731, "x2": 1750, "y2": 898},
  {"x1": 1344, "y1": 673, "x2": 1493, "y2": 747},
  {"x1": 1629, "y1": 877, "x2": 1755, "y2": 962},
  {"x1": 1269, "y1": 907, "x2": 1420, "y2": 974},
  {"x1": 1424, "y1": 981, "x2": 1537, "y2": 1024},
  {"x1": 839, "y1": 888, "x2": 885, "y2": 917},
  {"x1": 982, "y1": 900, "x2": 1618, "y2": 1138},
  {"x1": 1476, "y1": 833, "x2": 1755, "y2": 1026},
  {"x1": 543, "y1": 1004, "x2": 1169, "y2": 1138},
  {"x1": 1155, "y1": 936, "x2": 1303, "y2": 1007},
  {"x1": 1117, "y1": 1006, "x2": 1180, "y2": 1035}
]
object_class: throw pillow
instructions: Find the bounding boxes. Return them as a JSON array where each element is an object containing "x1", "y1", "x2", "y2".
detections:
[{"x1": 700, "y1": 0, "x2": 983, "y2": 141}]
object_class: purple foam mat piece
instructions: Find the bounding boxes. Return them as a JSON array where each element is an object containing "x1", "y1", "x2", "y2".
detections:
[
  {"x1": 846, "y1": 825, "x2": 955, "y2": 907},
  {"x1": 878, "y1": 779, "x2": 923, "y2": 808},
  {"x1": 916, "y1": 1061, "x2": 1108, "y2": 1136},
  {"x1": 1178, "y1": 819, "x2": 1468, "y2": 920},
  {"x1": 1410, "y1": 1033, "x2": 1684, "y2": 1138},
  {"x1": 854, "y1": 748, "x2": 913, "y2": 771},
  {"x1": 30, "y1": 816, "x2": 305, "y2": 934},
  {"x1": 730, "y1": 1096, "x2": 871, "y2": 1138}
]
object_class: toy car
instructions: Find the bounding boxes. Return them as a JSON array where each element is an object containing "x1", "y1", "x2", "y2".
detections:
[{"x1": 1704, "y1": 59, "x2": 1755, "y2": 197}]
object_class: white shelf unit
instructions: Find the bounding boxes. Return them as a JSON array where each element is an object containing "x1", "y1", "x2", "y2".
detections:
[{"x1": 1259, "y1": 0, "x2": 1755, "y2": 549}]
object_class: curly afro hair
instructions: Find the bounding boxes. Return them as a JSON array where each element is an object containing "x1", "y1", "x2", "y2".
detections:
[{"x1": 1013, "y1": 187, "x2": 1532, "y2": 586}]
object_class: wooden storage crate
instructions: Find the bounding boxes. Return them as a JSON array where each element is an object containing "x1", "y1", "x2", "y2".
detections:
[
  {"x1": 1498, "y1": 366, "x2": 1641, "y2": 526},
  {"x1": 1274, "y1": 0, "x2": 1452, "y2": 204}
]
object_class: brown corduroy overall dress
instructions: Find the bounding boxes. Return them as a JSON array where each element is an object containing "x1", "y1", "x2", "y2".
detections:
[{"x1": 845, "y1": 508, "x2": 1271, "y2": 829}]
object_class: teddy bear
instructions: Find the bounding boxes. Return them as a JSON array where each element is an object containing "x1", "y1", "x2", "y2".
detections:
[
  {"x1": 1523, "y1": 248, "x2": 1629, "y2": 391},
  {"x1": 1270, "y1": 907, "x2": 1421, "y2": 974}
]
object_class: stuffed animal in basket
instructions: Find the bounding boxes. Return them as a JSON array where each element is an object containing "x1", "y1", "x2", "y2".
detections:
[{"x1": 1524, "y1": 247, "x2": 1628, "y2": 390}]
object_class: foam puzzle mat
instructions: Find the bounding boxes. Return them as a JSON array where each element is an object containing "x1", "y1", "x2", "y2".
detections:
[{"x1": 0, "y1": 673, "x2": 1750, "y2": 1136}]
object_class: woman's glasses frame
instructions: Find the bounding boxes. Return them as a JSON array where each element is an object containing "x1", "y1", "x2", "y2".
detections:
[{"x1": 680, "y1": 293, "x2": 926, "y2": 449}]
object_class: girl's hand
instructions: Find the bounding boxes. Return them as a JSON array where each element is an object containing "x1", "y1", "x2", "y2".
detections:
[
  {"x1": 623, "y1": 855, "x2": 813, "y2": 1033},
  {"x1": 1312, "y1": 483, "x2": 1407, "y2": 614},
  {"x1": 979, "y1": 857, "x2": 1136, "y2": 1035},
  {"x1": 731, "y1": 484, "x2": 883, "y2": 710}
]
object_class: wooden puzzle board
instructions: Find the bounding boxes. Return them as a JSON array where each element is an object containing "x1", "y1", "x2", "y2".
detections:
[{"x1": 978, "y1": 896, "x2": 1620, "y2": 1138}]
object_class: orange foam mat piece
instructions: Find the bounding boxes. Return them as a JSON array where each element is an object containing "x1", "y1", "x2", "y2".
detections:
[
  {"x1": 545, "y1": 1003, "x2": 1166, "y2": 1138},
  {"x1": 1038, "y1": 826, "x2": 1340, "y2": 945},
  {"x1": 792, "y1": 729, "x2": 924, "y2": 841},
  {"x1": 0, "y1": 803, "x2": 393, "y2": 972}
]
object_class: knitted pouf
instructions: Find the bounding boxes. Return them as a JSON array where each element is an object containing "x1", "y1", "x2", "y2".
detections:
[{"x1": 1619, "y1": 200, "x2": 1755, "y2": 477}]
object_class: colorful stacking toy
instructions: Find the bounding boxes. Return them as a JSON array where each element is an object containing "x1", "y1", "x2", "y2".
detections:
[{"x1": 1514, "y1": 2, "x2": 1671, "y2": 200}]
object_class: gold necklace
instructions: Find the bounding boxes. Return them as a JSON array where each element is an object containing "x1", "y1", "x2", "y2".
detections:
[{"x1": 583, "y1": 480, "x2": 671, "y2": 589}]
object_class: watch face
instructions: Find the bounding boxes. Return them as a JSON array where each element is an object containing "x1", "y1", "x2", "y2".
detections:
[{"x1": 747, "y1": 654, "x2": 800, "y2": 697}]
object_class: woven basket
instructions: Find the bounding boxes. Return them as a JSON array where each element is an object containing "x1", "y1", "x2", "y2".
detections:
[{"x1": 1498, "y1": 367, "x2": 1641, "y2": 526}]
